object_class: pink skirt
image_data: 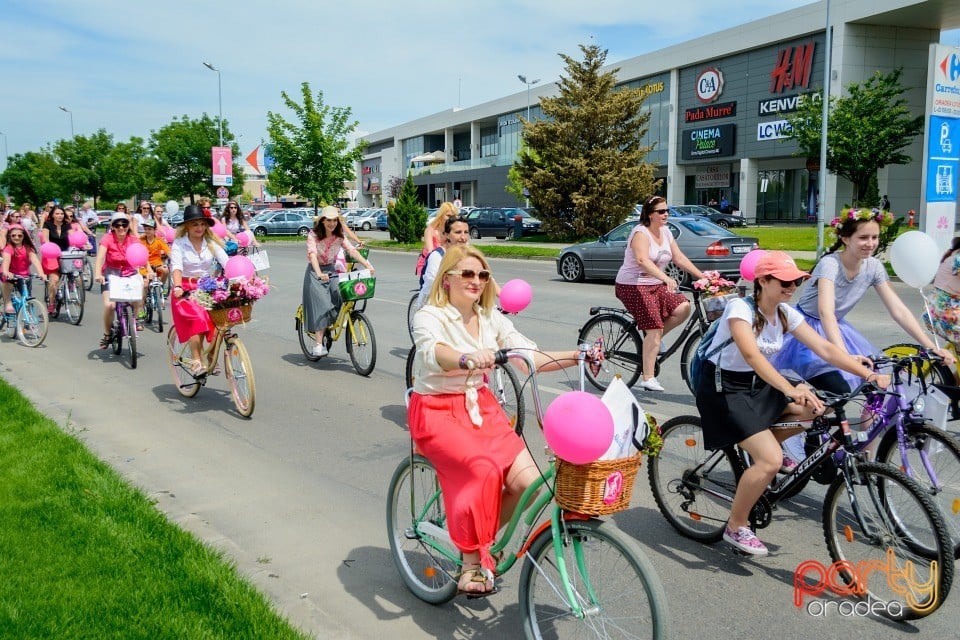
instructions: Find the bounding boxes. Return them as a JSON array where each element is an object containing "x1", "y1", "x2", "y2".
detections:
[{"x1": 171, "y1": 282, "x2": 215, "y2": 344}]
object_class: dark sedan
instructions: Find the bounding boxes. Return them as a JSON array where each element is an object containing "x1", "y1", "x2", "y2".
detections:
[
  {"x1": 464, "y1": 207, "x2": 542, "y2": 239},
  {"x1": 671, "y1": 204, "x2": 747, "y2": 228},
  {"x1": 556, "y1": 216, "x2": 758, "y2": 285}
]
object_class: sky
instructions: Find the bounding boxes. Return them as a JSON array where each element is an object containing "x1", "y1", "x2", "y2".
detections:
[{"x1": 3, "y1": 0, "x2": 960, "y2": 167}]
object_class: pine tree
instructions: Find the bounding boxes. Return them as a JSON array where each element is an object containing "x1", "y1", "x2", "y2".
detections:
[
  {"x1": 388, "y1": 173, "x2": 426, "y2": 244},
  {"x1": 514, "y1": 44, "x2": 659, "y2": 238}
]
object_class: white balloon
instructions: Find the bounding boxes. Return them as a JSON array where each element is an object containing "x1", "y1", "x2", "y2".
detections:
[
  {"x1": 165, "y1": 200, "x2": 179, "y2": 216},
  {"x1": 889, "y1": 231, "x2": 940, "y2": 288}
]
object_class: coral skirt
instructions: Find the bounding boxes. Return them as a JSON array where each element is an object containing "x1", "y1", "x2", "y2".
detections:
[{"x1": 171, "y1": 281, "x2": 215, "y2": 343}]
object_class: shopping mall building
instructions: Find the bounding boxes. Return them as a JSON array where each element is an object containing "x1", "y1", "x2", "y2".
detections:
[{"x1": 359, "y1": 0, "x2": 959, "y2": 224}]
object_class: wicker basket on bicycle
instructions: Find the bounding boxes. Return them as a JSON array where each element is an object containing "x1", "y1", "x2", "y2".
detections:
[
  {"x1": 554, "y1": 453, "x2": 642, "y2": 516},
  {"x1": 208, "y1": 303, "x2": 253, "y2": 328}
]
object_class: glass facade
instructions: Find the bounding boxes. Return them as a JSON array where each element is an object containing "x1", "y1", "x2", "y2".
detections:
[{"x1": 620, "y1": 74, "x2": 670, "y2": 167}]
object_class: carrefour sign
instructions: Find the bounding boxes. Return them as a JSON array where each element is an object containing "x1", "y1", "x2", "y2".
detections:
[{"x1": 933, "y1": 49, "x2": 960, "y2": 118}]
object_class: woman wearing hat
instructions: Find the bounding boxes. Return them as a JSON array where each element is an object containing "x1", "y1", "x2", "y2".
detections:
[
  {"x1": 94, "y1": 211, "x2": 143, "y2": 346},
  {"x1": 169, "y1": 205, "x2": 231, "y2": 376},
  {"x1": 695, "y1": 251, "x2": 889, "y2": 556},
  {"x1": 303, "y1": 206, "x2": 374, "y2": 357}
]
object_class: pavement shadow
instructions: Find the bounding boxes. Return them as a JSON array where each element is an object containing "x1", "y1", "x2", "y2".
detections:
[
  {"x1": 380, "y1": 403, "x2": 408, "y2": 431},
  {"x1": 279, "y1": 351, "x2": 361, "y2": 374}
]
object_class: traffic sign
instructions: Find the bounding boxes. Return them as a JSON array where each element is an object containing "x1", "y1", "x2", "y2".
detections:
[
  {"x1": 212, "y1": 146, "x2": 233, "y2": 186},
  {"x1": 216, "y1": 186, "x2": 229, "y2": 199}
]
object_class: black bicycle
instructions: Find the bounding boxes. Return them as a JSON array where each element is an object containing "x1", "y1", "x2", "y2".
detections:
[{"x1": 577, "y1": 286, "x2": 714, "y2": 392}]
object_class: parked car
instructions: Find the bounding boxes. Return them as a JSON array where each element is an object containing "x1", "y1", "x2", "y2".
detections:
[
  {"x1": 376, "y1": 210, "x2": 389, "y2": 231},
  {"x1": 463, "y1": 207, "x2": 542, "y2": 239},
  {"x1": 350, "y1": 208, "x2": 383, "y2": 231},
  {"x1": 555, "y1": 215, "x2": 759, "y2": 285},
  {"x1": 671, "y1": 204, "x2": 747, "y2": 228},
  {"x1": 249, "y1": 211, "x2": 313, "y2": 237}
]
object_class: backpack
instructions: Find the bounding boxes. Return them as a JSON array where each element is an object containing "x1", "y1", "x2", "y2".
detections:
[{"x1": 690, "y1": 296, "x2": 755, "y2": 394}]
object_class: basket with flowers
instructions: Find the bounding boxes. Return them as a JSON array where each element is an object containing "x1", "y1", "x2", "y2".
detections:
[
  {"x1": 193, "y1": 275, "x2": 270, "y2": 328},
  {"x1": 692, "y1": 270, "x2": 739, "y2": 322}
]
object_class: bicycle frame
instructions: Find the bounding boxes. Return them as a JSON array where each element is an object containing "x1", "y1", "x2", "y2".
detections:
[
  {"x1": 327, "y1": 301, "x2": 357, "y2": 343},
  {"x1": 114, "y1": 301, "x2": 135, "y2": 337}
]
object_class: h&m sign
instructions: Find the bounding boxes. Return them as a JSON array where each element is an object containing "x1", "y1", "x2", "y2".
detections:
[{"x1": 770, "y1": 42, "x2": 816, "y2": 94}]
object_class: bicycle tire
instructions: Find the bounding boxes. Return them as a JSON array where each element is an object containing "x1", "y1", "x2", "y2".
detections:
[
  {"x1": 407, "y1": 293, "x2": 418, "y2": 344},
  {"x1": 224, "y1": 336, "x2": 256, "y2": 417},
  {"x1": 882, "y1": 342, "x2": 955, "y2": 387},
  {"x1": 65, "y1": 277, "x2": 83, "y2": 325},
  {"x1": 296, "y1": 305, "x2": 321, "y2": 361},
  {"x1": 124, "y1": 304, "x2": 137, "y2": 369},
  {"x1": 578, "y1": 314, "x2": 642, "y2": 391},
  {"x1": 385, "y1": 455, "x2": 459, "y2": 604},
  {"x1": 519, "y1": 518, "x2": 670, "y2": 640},
  {"x1": 144, "y1": 293, "x2": 154, "y2": 325},
  {"x1": 112, "y1": 308, "x2": 123, "y2": 355},
  {"x1": 346, "y1": 311, "x2": 377, "y2": 376},
  {"x1": 81, "y1": 258, "x2": 93, "y2": 291},
  {"x1": 166, "y1": 326, "x2": 201, "y2": 398},
  {"x1": 17, "y1": 298, "x2": 47, "y2": 347},
  {"x1": 154, "y1": 287, "x2": 163, "y2": 333},
  {"x1": 822, "y1": 461, "x2": 954, "y2": 620},
  {"x1": 648, "y1": 415, "x2": 739, "y2": 542},
  {"x1": 876, "y1": 421, "x2": 960, "y2": 556},
  {"x1": 679, "y1": 327, "x2": 702, "y2": 394}
]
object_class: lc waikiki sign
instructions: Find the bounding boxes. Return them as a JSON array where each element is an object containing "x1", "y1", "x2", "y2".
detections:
[{"x1": 921, "y1": 44, "x2": 960, "y2": 251}]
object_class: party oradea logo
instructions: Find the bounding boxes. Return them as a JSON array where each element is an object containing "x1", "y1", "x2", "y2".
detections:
[{"x1": 793, "y1": 549, "x2": 939, "y2": 617}]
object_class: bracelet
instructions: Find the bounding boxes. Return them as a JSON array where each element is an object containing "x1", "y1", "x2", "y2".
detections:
[
  {"x1": 458, "y1": 354, "x2": 469, "y2": 370},
  {"x1": 173, "y1": 285, "x2": 183, "y2": 290}
]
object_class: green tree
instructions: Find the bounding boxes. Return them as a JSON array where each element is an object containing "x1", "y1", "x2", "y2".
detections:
[
  {"x1": 787, "y1": 68, "x2": 923, "y2": 205},
  {"x1": 53, "y1": 130, "x2": 114, "y2": 206},
  {"x1": 514, "y1": 43, "x2": 659, "y2": 238},
  {"x1": 388, "y1": 173, "x2": 426, "y2": 244},
  {"x1": 150, "y1": 114, "x2": 243, "y2": 203},
  {"x1": 265, "y1": 82, "x2": 366, "y2": 209},
  {"x1": 101, "y1": 137, "x2": 158, "y2": 204},
  {"x1": 0, "y1": 150, "x2": 61, "y2": 205}
]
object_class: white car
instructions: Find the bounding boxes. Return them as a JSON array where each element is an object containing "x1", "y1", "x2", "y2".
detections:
[{"x1": 350, "y1": 209, "x2": 383, "y2": 231}]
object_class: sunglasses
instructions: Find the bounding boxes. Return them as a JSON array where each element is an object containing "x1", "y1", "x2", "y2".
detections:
[
  {"x1": 773, "y1": 277, "x2": 805, "y2": 288},
  {"x1": 112, "y1": 221, "x2": 129, "y2": 228},
  {"x1": 7, "y1": 233, "x2": 23, "y2": 239},
  {"x1": 447, "y1": 269, "x2": 491, "y2": 282},
  {"x1": 652, "y1": 208, "x2": 669, "y2": 214}
]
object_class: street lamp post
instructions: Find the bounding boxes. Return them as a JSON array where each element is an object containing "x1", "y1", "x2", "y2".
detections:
[
  {"x1": 815, "y1": 0, "x2": 833, "y2": 258},
  {"x1": 0, "y1": 131, "x2": 7, "y2": 170},
  {"x1": 517, "y1": 74, "x2": 541, "y2": 122},
  {"x1": 203, "y1": 62, "x2": 223, "y2": 147},
  {"x1": 58, "y1": 106, "x2": 74, "y2": 138}
]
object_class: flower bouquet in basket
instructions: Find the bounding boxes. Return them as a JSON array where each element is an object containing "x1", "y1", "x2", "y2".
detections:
[
  {"x1": 193, "y1": 275, "x2": 270, "y2": 327},
  {"x1": 693, "y1": 270, "x2": 738, "y2": 322}
]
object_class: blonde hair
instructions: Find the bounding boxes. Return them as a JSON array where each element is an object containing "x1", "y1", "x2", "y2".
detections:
[
  {"x1": 174, "y1": 221, "x2": 224, "y2": 247},
  {"x1": 427, "y1": 245, "x2": 496, "y2": 312},
  {"x1": 428, "y1": 201, "x2": 460, "y2": 234}
]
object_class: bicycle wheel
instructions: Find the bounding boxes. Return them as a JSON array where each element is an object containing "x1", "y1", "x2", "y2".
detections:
[
  {"x1": 404, "y1": 345, "x2": 416, "y2": 389},
  {"x1": 296, "y1": 305, "x2": 321, "y2": 361},
  {"x1": 65, "y1": 277, "x2": 83, "y2": 325},
  {"x1": 385, "y1": 455, "x2": 459, "y2": 604},
  {"x1": 346, "y1": 311, "x2": 377, "y2": 376},
  {"x1": 876, "y1": 422, "x2": 960, "y2": 555},
  {"x1": 122, "y1": 304, "x2": 137, "y2": 369},
  {"x1": 16, "y1": 298, "x2": 48, "y2": 347},
  {"x1": 882, "y1": 343, "x2": 955, "y2": 387},
  {"x1": 519, "y1": 518, "x2": 670, "y2": 640},
  {"x1": 224, "y1": 337, "x2": 256, "y2": 417},
  {"x1": 112, "y1": 310, "x2": 123, "y2": 355},
  {"x1": 648, "y1": 415, "x2": 739, "y2": 542},
  {"x1": 154, "y1": 288, "x2": 163, "y2": 333},
  {"x1": 822, "y1": 461, "x2": 954, "y2": 620},
  {"x1": 679, "y1": 328, "x2": 702, "y2": 394},
  {"x1": 81, "y1": 258, "x2": 93, "y2": 291},
  {"x1": 578, "y1": 314, "x2": 642, "y2": 391},
  {"x1": 166, "y1": 326, "x2": 201, "y2": 398},
  {"x1": 144, "y1": 293, "x2": 154, "y2": 325},
  {"x1": 407, "y1": 293, "x2": 418, "y2": 343},
  {"x1": 490, "y1": 363, "x2": 525, "y2": 435}
]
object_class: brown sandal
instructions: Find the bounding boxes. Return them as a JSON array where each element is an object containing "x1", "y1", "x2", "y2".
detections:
[{"x1": 457, "y1": 566, "x2": 496, "y2": 598}]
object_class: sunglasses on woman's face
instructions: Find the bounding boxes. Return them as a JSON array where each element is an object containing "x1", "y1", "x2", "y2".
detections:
[
  {"x1": 112, "y1": 221, "x2": 129, "y2": 228},
  {"x1": 774, "y1": 277, "x2": 804, "y2": 288},
  {"x1": 447, "y1": 269, "x2": 491, "y2": 282},
  {"x1": 8, "y1": 233, "x2": 23, "y2": 239}
]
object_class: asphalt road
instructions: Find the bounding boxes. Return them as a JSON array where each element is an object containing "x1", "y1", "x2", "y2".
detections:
[{"x1": 1, "y1": 241, "x2": 958, "y2": 639}]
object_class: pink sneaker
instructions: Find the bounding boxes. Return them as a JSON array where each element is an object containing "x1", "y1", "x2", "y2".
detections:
[
  {"x1": 723, "y1": 525, "x2": 768, "y2": 556},
  {"x1": 779, "y1": 455, "x2": 798, "y2": 474}
]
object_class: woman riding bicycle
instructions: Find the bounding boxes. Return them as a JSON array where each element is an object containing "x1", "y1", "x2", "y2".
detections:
[
  {"x1": 94, "y1": 212, "x2": 144, "y2": 347},
  {"x1": 168, "y1": 205, "x2": 231, "y2": 377},
  {"x1": 696, "y1": 251, "x2": 889, "y2": 556},
  {"x1": 415, "y1": 216, "x2": 471, "y2": 310},
  {"x1": 302, "y1": 206, "x2": 374, "y2": 358},
  {"x1": 409, "y1": 244, "x2": 600, "y2": 595},
  {"x1": 922, "y1": 236, "x2": 960, "y2": 380},
  {"x1": 41, "y1": 204, "x2": 72, "y2": 314},
  {"x1": 416, "y1": 201, "x2": 459, "y2": 276},
  {"x1": 616, "y1": 195, "x2": 705, "y2": 392},
  {"x1": 1, "y1": 224, "x2": 46, "y2": 315},
  {"x1": 220, "y1": 201, "x2": 260, "y2": 251}
]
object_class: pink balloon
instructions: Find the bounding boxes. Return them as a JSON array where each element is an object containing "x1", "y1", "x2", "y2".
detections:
[
  {"x1": 125, "y1": 243, "x2": 149, "y2": 268},
  {"x1": 224, "y1": 255, "x2": 256, "y2": 281},
  {"x1": 499, "y1": 278, "x2": 533, "y2": 313},
  {"x1": 236, "y1": 230, "x2": 251, "y2": 247},
  {"x1": 161, "y1": 226, "x2": 176, "y2": 243},
  {"x1": 543, "y1": 392, "x2": 614, "y2": 465},
  {"x1": 738, "y1": 249, "x2": 768, "y2": 281},
  {"x1": 212, "y1": 221, "x2": 227, "y2": 239},
  {"x1": 40, "y1": 242, "x2": 62, "y2": 260},
  {"x1": 68, "y1": 230, "x2": 87, "y2": 248}
]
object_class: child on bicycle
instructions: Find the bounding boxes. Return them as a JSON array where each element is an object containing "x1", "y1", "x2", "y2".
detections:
[
  {"x1": 1, "y1": 224, "x2": 46, "y2": 316},
  {"x1": 139, "y1": 218, "x2": 169, "y2": 303},
  {"x1": 408, "y1": 245, "x2": 601, "y2": 595},
  {"x1": 696, "y1": 251, "x2": 888, "y2": 556}
]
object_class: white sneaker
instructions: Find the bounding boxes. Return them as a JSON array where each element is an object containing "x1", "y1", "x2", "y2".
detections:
[
  {"x1": 312, "y1": 344, "x2": 328, "y2": 357},
  {"x1": 639, "y1": 377, "x2": 665, "y2": 392}
]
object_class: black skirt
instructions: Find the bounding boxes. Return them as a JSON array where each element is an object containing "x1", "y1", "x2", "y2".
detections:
[{"x1": 695, "y1": 360, "x2": 789, "y2": 450}]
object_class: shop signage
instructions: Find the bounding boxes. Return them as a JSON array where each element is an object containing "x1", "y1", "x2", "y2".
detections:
[
  {"x1": 757, "y1": 119, "x2": 794, "y2": 141},
  {"x1": 685, "y1": 100, "x2": 737, "y2": 123},
  {"x1": 694, "y1": 165, "x2": 731, "y2": 189},
  {"x1": 696, "y1": 67, "x2": 724, "y2": 103},
  {"x1": 681, "y1": 124, "x2": 736, "y2": 159},
  {"x1": 933, "y1": 50, "x2": 960, "y2": 118},
  {"x1": 363, "y1": 176, "x2": 381, "y2": 194},
  {"x1": 758, "y1": 92, "x2": 818, "y2": 116},
  {"x1": 638, "y1": 81, "x2": 665, "y2": 99},
  {"x1": 922, "y1": 44, "x2": 960, "y2": 252},
  {"x1": 770, "y1": 42, "x2": 816, "y2": 94}
]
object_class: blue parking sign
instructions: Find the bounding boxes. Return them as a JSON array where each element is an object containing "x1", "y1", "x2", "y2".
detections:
[{"x1": 927, "y1": 116, "x2": 960, "y2": 203}]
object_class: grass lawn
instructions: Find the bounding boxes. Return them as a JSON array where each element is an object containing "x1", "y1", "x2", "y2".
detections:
[{"x1": 0, "y1": 378, "x2": 311, "y2": 640}]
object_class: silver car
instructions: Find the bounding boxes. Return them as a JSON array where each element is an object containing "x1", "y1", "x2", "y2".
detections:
[
  {"x1": 249, "y1": 211, "x2": 313, "y2": 237},
  {"x1": 556, "y1": 215, "x2": 758, "y2": 285}
]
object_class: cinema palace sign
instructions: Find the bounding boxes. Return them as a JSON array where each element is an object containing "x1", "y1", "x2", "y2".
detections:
[{"x1": 682, "y1": 124, "x2": 736, "y2": 160}]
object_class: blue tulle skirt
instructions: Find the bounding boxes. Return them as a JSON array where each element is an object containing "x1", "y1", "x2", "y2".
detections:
[{"x1": 774, "y1": 313, "x2": 876, "y2": 392}]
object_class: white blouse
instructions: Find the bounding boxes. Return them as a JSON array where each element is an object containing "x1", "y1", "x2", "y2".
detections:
[{"x1": 170, "y1": 236, "x2": 229, "y2": 279}]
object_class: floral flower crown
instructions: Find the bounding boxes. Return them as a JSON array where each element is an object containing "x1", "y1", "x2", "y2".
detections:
[{"x1": 829, "y1": 207, "x2": 895, "y2": 230}]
